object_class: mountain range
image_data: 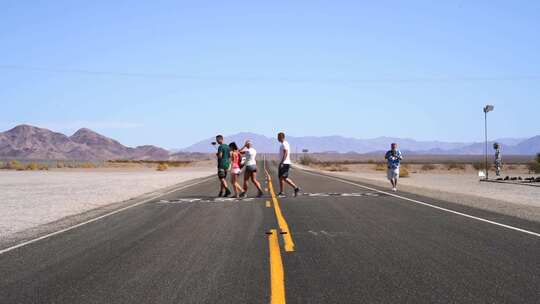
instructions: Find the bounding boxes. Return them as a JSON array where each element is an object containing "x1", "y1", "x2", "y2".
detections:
[
  {"x1": 1, "y1": 125, "x2": 538, "y2": 160},
  {"x1": 0, "y1": 125, "x2": 169, "y2": 160},
  {"x1": 182, "y1": 132, "x2": 540, "y2": 155}
]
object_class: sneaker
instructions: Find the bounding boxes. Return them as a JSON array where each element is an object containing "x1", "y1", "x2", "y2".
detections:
[
  {"x1": 257, "y1": 190, "x2": 264, "y2": 198},
  {"x1": 224, "y1": 188, "x2": 232, "y2": 197},
  {"x1": 218, "y1": 191, "x2": 223, "y2": 197},
  {"x1": 294, "y1": 187, "x2": 301, "y2": 197},
  {"x1": 239, "y1": 192, "x2": 247, "y2": 198},
  {"x1": 392, "y1": 187, "x2": 397, "y2": 192},
  {"x1": 277, "y1": 192, "x2": 287, "y2": 198}
]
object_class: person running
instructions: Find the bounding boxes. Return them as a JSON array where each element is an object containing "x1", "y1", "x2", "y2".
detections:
[
  {"x1": 215, "y1": 135, "x2": 231, "y2": 197},
  {"x1": 229, "y1": 142, "x2": 244, "y2": 198},
  {"x1": 239, "y1": 140, "x2": 264, "y2": 198},
  {"x1": 277, "y1": 132, "x2": 301, "y2": 197},
  {"x1": 384, "y1": 143, "x2": 403, "y2": 192}
]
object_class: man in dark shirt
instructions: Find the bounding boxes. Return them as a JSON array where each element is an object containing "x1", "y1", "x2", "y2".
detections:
[{"x1": 216, "y1": 135, "x2": 231, "y2": 197}]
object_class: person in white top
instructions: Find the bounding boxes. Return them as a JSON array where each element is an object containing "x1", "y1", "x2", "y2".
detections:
[
  {"x1": 239, "y1": 140, "x2": 264, "y2": 198},
  {"x1": 277, "y1": 132, "x2": 301, "y2": 197}
]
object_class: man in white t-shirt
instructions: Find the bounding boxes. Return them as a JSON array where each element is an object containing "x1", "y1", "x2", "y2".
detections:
[{"x1": 277, "y1": 132, "x2": 301, "y2": 197}]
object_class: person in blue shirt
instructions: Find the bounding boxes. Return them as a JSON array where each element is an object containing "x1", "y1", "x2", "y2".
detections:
[{"x1": 384, "y1": 143, "x2": 403, "y2": 192}]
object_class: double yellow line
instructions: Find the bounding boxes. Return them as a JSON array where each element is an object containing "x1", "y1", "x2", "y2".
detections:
[
  {"x1": 264, "y1": 155, "x2": 296, "y2": 304},
  {"x1": 268, "y1": 229, "x2": 286, "y2": 304},
  {"x1": 267, "y1": 175, "x2": 295, "y2": 252}
]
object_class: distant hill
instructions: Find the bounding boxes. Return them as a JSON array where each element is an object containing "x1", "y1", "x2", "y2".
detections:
[
  {"x1": 182, "y1": 133, "x2": 540, "y2": 155},
  {"x1": 0, "y1": 125, "x2": 169, "y2": 160}
]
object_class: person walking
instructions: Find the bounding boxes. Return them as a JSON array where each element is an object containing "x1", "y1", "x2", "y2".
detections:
[
  {"x1": 277, "y1": 132, "x2": 301, "y2": 197},
  {"x1": 215, "y1": 135, "x2": 231, "y2": 197},
  {"x1": 229, "y1": 142, "x2": 244, "y2": 198},
  {"x1": 384, "y1": 143, "x2": 403, "y2": 192},
  {"x1": 239, "y1": 140, "x2": 264, "y2": 198}
]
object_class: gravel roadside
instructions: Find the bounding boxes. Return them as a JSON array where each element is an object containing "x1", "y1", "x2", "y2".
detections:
[{"x1": 0, "y1": 167, "x2": 215, "y2": 246}]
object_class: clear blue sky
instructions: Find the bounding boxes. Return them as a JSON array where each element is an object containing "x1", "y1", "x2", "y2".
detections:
[{"x1": 1, "y1": 1, "x2": 539, "y2": 148}]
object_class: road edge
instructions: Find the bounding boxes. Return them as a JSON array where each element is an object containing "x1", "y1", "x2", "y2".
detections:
[{"x1": 0, "y1": 174, "x2": 214, "y2": 254}]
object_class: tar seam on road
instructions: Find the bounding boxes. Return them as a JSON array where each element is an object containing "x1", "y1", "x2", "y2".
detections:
[
  {"x1": 302, "y1": 170, "x2": 540, "y2": 238},
  {"x1": 0, "y1": 176, "x2": 216, "y2": 255},
  {"x1": 264, "y1": 160, "x2": 296, "y2": 252},
  {"x1": 268, "y1": 229, "x2": 286, "y2": 304}
]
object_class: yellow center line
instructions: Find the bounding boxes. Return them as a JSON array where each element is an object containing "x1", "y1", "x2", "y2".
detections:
[
  {"x1": 268, "y1": 229, "x2": 286, "y2": 304},
  {"x1": 264, "y1": 163, "x2": 296, "y2": 252}
]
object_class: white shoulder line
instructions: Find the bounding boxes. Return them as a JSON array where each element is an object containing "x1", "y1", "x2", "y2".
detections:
[
  {"x1": 301, "y1": 170, "x2": 540, "y2": 238},
  {"x1": 0, "y1": 176, "x2": 214, "y2": 255}
]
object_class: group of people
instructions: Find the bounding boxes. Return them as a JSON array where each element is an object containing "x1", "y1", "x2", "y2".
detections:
[{"x1": 215, "y1": 132, "x2": 301, "y2": 199}]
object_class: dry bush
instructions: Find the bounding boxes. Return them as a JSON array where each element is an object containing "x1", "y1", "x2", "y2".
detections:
[
  {"x1": 26, "y1": 162, "x2": 39, "y2": 170},
  {"x1": 530, "y1": 153, "x2": 540, "y2": 174},
  {"x1": 446, "y1": 162, "x2": 466, "y2": 170},
  {"x1": 528, "y1": 162, "x2": 540, "y2": 174},
  {"x1": 108, "y1": 160, "x2": 192, "y2": 167},
  {"x1": 156, "y1": 163, "x2": 169, "y2": 171},
  {"x1": 472, "y1": 162, "x2": 492, "y2": 171},
  {"x1": 299, "y1": 155, "x2": 317, "y2": 166},
  {"x1": 421, "y1": 164, "x2": 437, "y2": 171},
  {"x1": 326, "y1": 164, "x2": 349, "y2": 172},
  {"x1": 25, "y1": 162, "x2": 49, "y2": 170},
  {"x1": 6, "y1": 160, "x2": 24, "y2": 170},
  {"x1": 80, "y1": 162, "x2": 96, "y2": 169},
  {"x1": 374, "y1": 163, "x2": 386, "y2": 171},
  {"x1": 399, "y1": 167, "x2": 410, "y2": 177}
]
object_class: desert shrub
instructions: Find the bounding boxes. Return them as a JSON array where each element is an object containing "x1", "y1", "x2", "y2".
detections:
[
  {"x1": 446, "y1": 162, "x2": 466, "y2": 170},
  {"x1": 299, "y1": 155, "x2": 317, "y2": 166},
  {"x1": 6, "y1": 160, "x2": 24, "y2": 170},
  {"x1": 528, "y1": 162, "x2": 540, "y2": 174},
  {"x1": 25, "y1": 162, "x2": 49, "y2": 170},
  {"x1": 421, "y1": 164, "x2": 436, "y2": 171},
  {"x1": 26, "y1": 162, "x2": 39, "y2": 170},
  {"x1": 80, "y1": 162, "x2": 96, "y2": 169},
  {"x1": 156, "y1": 163, "x2": 169, "y2": 171},
  {"x1": 472, "y1": 162, "x2": 492, "y2": 171},
  {"x1": 326, "y1": 164, "x2": 349, "y2": 172},
  {"x1": 536, "y1": 153, "x2": 540, "y2": 165},
  {"x1": 399, "y1": 167, "x2": 410, "y2": 177},
  {"x1": 374, "y1": 163, "x2": 386, "y2": 171}
]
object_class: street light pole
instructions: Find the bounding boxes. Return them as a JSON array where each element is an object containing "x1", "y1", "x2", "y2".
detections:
[
  {"x1": 484, "y1": 110, "x2": 488, "y2": 180},
  {"x1": 483, "y1": 105, "x2": 494, "y2": 180}
]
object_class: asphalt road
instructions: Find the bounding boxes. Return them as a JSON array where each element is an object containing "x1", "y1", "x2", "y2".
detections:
[{"x1": 1, "y1": 161, "x2": 539, "y2": 303}]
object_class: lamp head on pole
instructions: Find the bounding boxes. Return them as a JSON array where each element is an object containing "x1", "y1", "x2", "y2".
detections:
[{"x1": 483, "y1": 105, "x2": 494, "y2": 113}]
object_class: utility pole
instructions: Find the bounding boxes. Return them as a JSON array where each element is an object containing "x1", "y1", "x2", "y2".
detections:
[{"x1": 483, "y1": 105, "x2": 494, "y2": 180}]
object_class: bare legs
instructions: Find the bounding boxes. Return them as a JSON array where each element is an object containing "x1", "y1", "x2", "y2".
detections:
[
  {"x1": 243, "y1": 170, "x2": 264, "y2": 194},
  {"x1": 219, "y1": 177, "x2": 228, "y2": 193},
  {"x1": 231, "y1": 173, "x2": 243, "y2": 198},
  {"x1": 279, "y1": 177, "x2": 298, "y2": 194}
]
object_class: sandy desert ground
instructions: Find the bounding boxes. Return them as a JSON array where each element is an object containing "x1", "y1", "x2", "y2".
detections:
[{"x1": 0, "y1": 162, "x2": 215, "y2": 243}]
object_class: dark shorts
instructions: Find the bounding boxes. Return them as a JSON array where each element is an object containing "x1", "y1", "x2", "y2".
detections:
[
  {"x1": 245, "y1": 165, "x2": 257, "y2": 173},
  {"x1": 218, "y1": 168, "x2": 227, "y2": 179},
  {"x1": 279, "y1": 164, "x2": 291, "y2": 178}
]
